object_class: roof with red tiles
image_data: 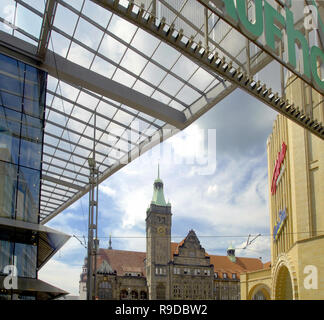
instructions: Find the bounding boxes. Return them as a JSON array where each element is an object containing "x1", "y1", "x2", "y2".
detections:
[
  {"x1": 97, "y1": 248, "x2": 146, "y2": 277},
  {"x1": 208, "y1": 254, "x2": 263, "y2": 279},
  {"x1": 95, "y1": 242, "x2": 263, "y2": 280}
]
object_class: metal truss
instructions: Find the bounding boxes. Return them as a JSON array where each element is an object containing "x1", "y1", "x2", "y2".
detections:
[
  {"x1": 93, "y1": 0, "x2": 324, "y2": 140},
  {"x1": 0, "y1": 0, "x2": 323, "y2": 226}
]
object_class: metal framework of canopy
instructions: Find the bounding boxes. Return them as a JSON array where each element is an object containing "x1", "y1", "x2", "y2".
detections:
[{"x1": 0, "y1": 0, "x2": 323, "y2": 224}]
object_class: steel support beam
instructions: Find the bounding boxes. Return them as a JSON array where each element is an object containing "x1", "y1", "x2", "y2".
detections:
[
  {"x1": 197, "y1": 0, "x2": 323, "y2": 96},
  {"x1": 91, "y1": 0, "x2": 324, "y2": 140},
  {"x1": 37, "y1": 0, "x2": 57, "y2": 59},
  {"x1": 0, "y1": 30, "x2": 186, "y2": 129},
  {"x1": 42, "y1": 174, "x2": 84, "y2": 191},
  {"x1": 40, "y1": 123, "x2": 177, "y2": 224}
]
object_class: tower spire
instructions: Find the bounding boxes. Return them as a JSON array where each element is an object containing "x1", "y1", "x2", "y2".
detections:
[
  {"x1": 151, "y1": 165, "x2": 167, "y2": 206},
  {"x1": 108, "y1": 234, "x2": 112, "y2": 250}
]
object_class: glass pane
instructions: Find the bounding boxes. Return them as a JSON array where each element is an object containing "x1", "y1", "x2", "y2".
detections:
[
  {"x1": 0, "y1": 53, "x2": 25, "y2": 113},
  {"x1": 16, "y1": 166, "x2": 40, "y2": 223},
  {"x1": 0, "y1": 240, "x2": 14, "y2": 275},
  {"x1": 0, "y1": 106, "x2": 21, "y2": 164},
  {"x1": 20, "y1": 114, "x2": 42, "y2": 170},
  {"x1": 0, "y1": 89, "x2": 23, "y2": 113},
  {"x1": 15, "y1": 4, "x2": 42, "y2": 39},
  {"x1": 19, "y1": 139, "x2": 42, "y2": 171},
  {"x1": 24, "y1": 65, "x2": 46, "y2": 119},
  {"x1": 14, "y1": 242, "x2": 37, "y2": 278},
  {"x1": 0, "y1": 53, "x2": 25, "y2": 80},
  {"x1": 0, "y1": 161, "x2": 17, "y2": 219},
  {"x1": 0, "y1": 71, "x2": 24, "y2": 114}
]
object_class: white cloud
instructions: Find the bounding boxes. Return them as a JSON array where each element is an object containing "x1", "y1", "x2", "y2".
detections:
[
  {"x1": 96, "y1": 135, "x2": 271, "y2": 258},
  {"x1": 99, "y1": 185, "x2": 116, "y2": 197},
  {"x1": 235, "y1": 236, "x2": 271, "y2": 263},
  {"x1": 38, "y1": 259, "x2": 81, "y2": 296},
  {"x1": 207, "y1": 184, "x2": 218, "y2": 195},
  {"x1": 166, "y1": 124, "x2": 205, "y2": 163}
]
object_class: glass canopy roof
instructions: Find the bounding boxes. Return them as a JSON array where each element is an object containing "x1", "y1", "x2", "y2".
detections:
[{"x1": 0, "y1": 0, "x2": 322, "y2": 223}]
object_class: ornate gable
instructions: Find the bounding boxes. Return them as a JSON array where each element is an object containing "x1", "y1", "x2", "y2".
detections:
[
  {"x1": 97, "y1": 260, "x2": 114, "y2": 274},
  {"x1": 183, "y1": 230, "x2": 202, "y2": 249},
  {"x1": 175, "y1": 230, "x2": 208, "y2": 261}
]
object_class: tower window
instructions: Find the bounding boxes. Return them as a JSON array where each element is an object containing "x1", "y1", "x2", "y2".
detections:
[{"x1": 173, "y1": 267, "x2": 180, "y2": 275}]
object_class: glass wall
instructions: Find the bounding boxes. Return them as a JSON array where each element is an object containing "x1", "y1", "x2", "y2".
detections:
[
  {"x1": 0, "y1": 53, "x2": 47, "y2": 281},
  {"x1": 0, "y1": 53, "x2": 46, "y2": 223}
]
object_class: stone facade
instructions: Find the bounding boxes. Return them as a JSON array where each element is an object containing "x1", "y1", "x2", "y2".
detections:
[{"x1": 241, "y1": 75, "x2": 324, "y2": 300}]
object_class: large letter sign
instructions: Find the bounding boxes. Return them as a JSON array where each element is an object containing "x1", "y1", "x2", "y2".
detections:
[{"x1": 215, "y1": 0, "x2": 324, "y2": 93}]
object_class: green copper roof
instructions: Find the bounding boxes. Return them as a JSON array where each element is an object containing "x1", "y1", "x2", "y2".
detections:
[
  {"x1": 151, "y1": 182, "x2": 167, "y2": 206},
  {"x1": 151, "y1": 165, "x2": 168, "y2": 206}
]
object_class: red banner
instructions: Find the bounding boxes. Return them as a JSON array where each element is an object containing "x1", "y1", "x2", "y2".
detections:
[{"x1": 271, "y1": 142, "x2": 287, "y2": 195}]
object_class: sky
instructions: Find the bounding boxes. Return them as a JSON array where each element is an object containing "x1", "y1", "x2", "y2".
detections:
[
  {"x1": 37, "y1": 82, "x2": 279, "y2": 296},
  {"x1": 0, "y1": 0, "x2": 286, "y2": 296}
]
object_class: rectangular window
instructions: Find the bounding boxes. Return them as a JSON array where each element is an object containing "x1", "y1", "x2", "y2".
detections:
[
  {"x1": 232, "y1": 273, "x2": 236, "y2": 279},
  {"x1": 223, "y1": 273, "x2": 227, "y2": 279},
  {"x1": 0, "y1": 161, "x2": 18, "y2": 219}
]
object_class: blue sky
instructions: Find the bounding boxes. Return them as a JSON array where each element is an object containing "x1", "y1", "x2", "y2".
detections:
[
  {"x1": 0, "y1": 0, "x2": 283, "y2": 296},
  {"x1": 38, "y1": 83, "x2": 279, "y2": 295}
]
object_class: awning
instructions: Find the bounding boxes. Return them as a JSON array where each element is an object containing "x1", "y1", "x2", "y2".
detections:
[
  {"x1": 0, "y1": 217, "x2": 70, "y2": 270},
  {"x1": 0, "y1": 276, "x2": 68, "y2": 300}
]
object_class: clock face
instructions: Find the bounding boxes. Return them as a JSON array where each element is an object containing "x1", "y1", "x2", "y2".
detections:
[{"x1": 157, "y1": 226, "x2": 166, "y2": 234}]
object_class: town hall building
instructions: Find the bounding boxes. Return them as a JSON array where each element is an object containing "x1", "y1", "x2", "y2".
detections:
[{"x1": 79, "y1": 172, "x2": 266, "y2": 300}]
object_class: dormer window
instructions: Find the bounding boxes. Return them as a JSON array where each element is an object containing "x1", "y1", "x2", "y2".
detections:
[
  {"x1": 232, "y1": 273, "x2": 237, "y2": 279},
  {"x1": 214, "y1": 272, "x2": 218, "y2": 279},
  {"x1": 223, "y1": 273, "x2": 227, "y2": 279}
]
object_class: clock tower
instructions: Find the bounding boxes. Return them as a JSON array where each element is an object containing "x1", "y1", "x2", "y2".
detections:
[{"x1": 146, "y1": 167, "x2": 172, "y2": 299}]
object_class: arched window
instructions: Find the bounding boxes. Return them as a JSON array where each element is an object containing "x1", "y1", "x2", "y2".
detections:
[
  {"x1": 131, "y1": 290, "x2": 138, "y2": 299},
  {"x1": 98, "y1": 281, "x2": 112, "y2": 300},
  {"x1": 120, "y1": 290, "x2": 128, "y2": 300},
  {"x1": 140, "y1": 291, "x2": 147, "y2": 300}
]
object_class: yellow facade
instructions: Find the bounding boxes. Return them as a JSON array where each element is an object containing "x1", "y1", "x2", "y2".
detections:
[{"x1": 241, "y1": 75, "x2": 324, "y2": 300}]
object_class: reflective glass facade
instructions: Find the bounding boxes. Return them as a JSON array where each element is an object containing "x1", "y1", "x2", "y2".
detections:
[{"x1": 0, "y1": 53, "x2": 46, "y2": 281}]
